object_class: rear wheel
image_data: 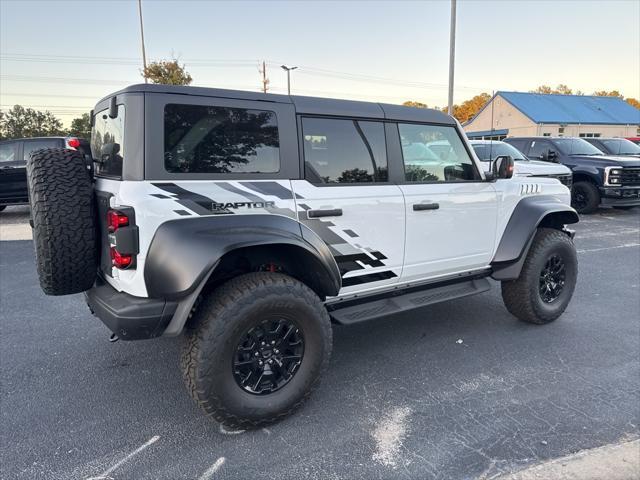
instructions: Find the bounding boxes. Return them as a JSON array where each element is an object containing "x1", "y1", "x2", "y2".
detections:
[
  {"x1": 501, "y1": 228, "x2": 577, "y2": 325},
  {"x1": 571, "y1": 181, "x2": 600, "y2": 214},
  {"x1": 181, "y1": 272, "x2": 332, "y2": 429}
]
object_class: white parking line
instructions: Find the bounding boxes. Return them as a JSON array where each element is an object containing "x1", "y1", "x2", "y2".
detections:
[
  {"x1": 0, "y1": 223, "x2": 32, "y2": 241},
  {"x1": 86, "y1": 435, "x2": 160, "y2": 480},
  {"x1": 198, "y1": 457, "x2": 226, "y2": 480},
  {"x1": 577, "y1": 243, "x2": 640, "y2": 254}
]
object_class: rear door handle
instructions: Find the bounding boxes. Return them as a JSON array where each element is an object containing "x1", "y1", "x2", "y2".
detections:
[
  {"x1": 307, "y1": 208, "x2": 343, "y2": 218},
  {"x1": 413, "y1": 203, "x2": 439, "y2": 211}
]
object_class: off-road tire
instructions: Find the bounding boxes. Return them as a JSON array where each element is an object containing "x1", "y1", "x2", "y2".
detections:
[
  {"x1": 26, "y1": 148, "x2": 98, "y2": 295},
  {"x1": 571, "y1": 181, "x2": 600, "y2": 214},
  {"x1": 181, "y1": 272, "x2": 332, "y2": 429},
  {"x1": 501, "y1": 228, "x2": 577, "y2": 325}
]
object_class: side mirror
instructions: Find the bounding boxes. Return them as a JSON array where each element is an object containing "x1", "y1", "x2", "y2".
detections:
[
  {"x1": 547, "y1": 150, "x2": 558, "y2": 162},
  {"x1": 493, "y1": 155, "x2": 515, "y2": 179}
]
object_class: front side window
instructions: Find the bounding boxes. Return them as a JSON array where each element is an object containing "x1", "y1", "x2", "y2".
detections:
[
  {"x1": 554, "y1": 138, "x2": 604, "y2": 156},
  {"x1": 528, "y1": 140, "x2": 553, "y2": 159},
  {"x1": 399, "y1": 123, "x2": 477, "y2": 182},
  {"x1": 92, "y1": 105, "x2": 125, "y2": 177},
  {"x1": 0, "y1": 142, "x2": 18, "y2": 163},
  {"x1": 164, "y1": 104, "x2": 279, "y2": 174},
  {"x1": 302, "y1": 117, "x2": 388, "y2": 184},
  {"x1": 23, "y1": 139, "x2": 62, "y2": 161}
]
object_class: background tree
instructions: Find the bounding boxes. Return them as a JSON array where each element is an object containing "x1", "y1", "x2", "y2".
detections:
[
  {"x1": 68, "y1": 113, "x2": 92, "y2": 139},
  {"x1": 625, "y1": 98, "x2": 640, "y2": 109},
  {"x1": 593, "y1": 90, "x2": 623, "y2": 98},
  {"x1": 142, "y1": 58, "x2": 193, "y2": 85},
  {"x1": 531, "y1": 84, "x2": 574, "y2": 95},
  {"x1": 0, "y1": 105, "x2": 64, "y2": 140},
  {"x1": 445, "y1": 92, "x2": 491, "y2": 123},
  {"x1": 403, "y1": 101, "x2": 428, "y2": 108}
]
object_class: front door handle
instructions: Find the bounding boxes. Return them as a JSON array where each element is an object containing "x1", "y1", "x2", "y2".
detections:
[
  {"x1": 413, "y1": 203, "x2": 440, "y2": 211},
  {"x1": 307, "y1": 208, "x2": 343, "y2": 218}
]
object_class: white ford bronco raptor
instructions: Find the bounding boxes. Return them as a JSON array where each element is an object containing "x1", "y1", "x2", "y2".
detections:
[{"x1": 26, "y1": 84, "x2": 579, "y2": 429}]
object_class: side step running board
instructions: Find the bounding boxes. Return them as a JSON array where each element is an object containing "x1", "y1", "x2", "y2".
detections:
[{"x1": 328, "y1": 278, "x2": 491, "y2": 325}]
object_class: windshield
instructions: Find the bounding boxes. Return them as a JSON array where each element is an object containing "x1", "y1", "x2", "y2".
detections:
[
  {"x1": 471, "y1": 142, "x2": 527, "y2": 162},
  {"x1": 601, "y1": 139, "x2": 640, "y2": 155},
  {"x1": 554, "y1": 138, "x2": 603, "y2": 156}
]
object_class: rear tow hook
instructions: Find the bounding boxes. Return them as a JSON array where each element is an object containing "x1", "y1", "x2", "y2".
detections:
[{"x1": 109, "y1": 333, "x2": 120, "y2": 343}]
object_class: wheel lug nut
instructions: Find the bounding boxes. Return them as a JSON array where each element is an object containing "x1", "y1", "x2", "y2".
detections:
[
  {"x1": 268, "y1": 359, "x2": 273, "y2": 364},
  {"x1": 271, "y1": 340, "x2": 275, "y2": 345},
  {"x1": 261, "y1": 341, "x2": 266, "y2": 346},
  {"x1": 254, "y1": 352, "x2": 259, "y2": 356},
  {"x1": 274, "y1": 349, "x2": 279, "y2": 354}
]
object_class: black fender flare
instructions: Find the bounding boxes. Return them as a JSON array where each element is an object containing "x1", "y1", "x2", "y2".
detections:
[
  {"x1": 491, "y1": 195, "x2": 579, "y2": 281},
  {"x1": 144, "y1": 214, "x2": 341, "y2": 299}
]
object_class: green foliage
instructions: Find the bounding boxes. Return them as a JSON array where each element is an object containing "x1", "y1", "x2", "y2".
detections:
[
  {"x1": 142, "y1": 58, "x2": 193, "y2": 85},
  {"x1": 68, "y1": 113, "x2": 92, "y2": 140},
  {"x1": 0, "y1": 105, "x2": 65, "y2": 140}
]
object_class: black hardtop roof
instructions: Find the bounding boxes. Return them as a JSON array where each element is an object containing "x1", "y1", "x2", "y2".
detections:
[{"x1": 99, "y1": 83, "x2": 455, "y2": 125}]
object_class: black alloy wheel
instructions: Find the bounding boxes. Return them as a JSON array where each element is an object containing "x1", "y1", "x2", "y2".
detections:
[
  {"x1": 539, "y1": 254, "x2": 566, "y2": 303},
  {"x1": 233, "y1": 318, "x2": 305, "y2": 395}
]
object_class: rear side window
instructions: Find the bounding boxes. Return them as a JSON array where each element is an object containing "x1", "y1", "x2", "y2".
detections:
[
  {"x1": 302, "y1": 117, "x2": 388, "y2": 184},
  {"x1": 0, "y1": 142, "x2": 18, "y2": 163},
  {"x1": 164, "y1": 104, "x2": 280, "y2": 174},
  {"x1": 399, "y1": 123, "x2": 478, "y2": 182},
  {"x1": 23, "y1": 139, "x2": 62, "y2": 161},
  {"x1": 92, "y1": 105, "x2": 125, "y2": 178}
]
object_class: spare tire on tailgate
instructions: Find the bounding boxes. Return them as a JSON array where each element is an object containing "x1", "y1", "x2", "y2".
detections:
[{"x1": 27, "y1": 148, "x2": 98, "y2": 295}]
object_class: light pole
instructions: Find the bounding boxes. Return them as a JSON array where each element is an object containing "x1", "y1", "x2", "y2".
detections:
[
  {"x1": 281, "y1": 65, "x2": 297, "y2": 95},
  {"x1": 138, "y1": 0, "x2": 148, "y2": 82},
  {"x1": 447, "y1": 0, "x2": 457, "y2": 115}
]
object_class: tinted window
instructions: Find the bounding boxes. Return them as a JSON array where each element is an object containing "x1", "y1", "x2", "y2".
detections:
[
  {"x1": 92, "y1": 105, "x2": 125, "y2": 177},
  {"x1": 602, "y1": 139, "x2": 640, "y2": 155},
  {"x1": 23, "y1": 139, "x2": 62, "y2": 161},
  {"x1": 399, "y1": 123, "x2": 477, "y2": 182},
  {"x1": 302, "y1": 117, "x2": 387, "y2": 184},
  {"x1": 528, "y1": 140, "x2": 553, "y2": 159},
  {"x1": 164, "y1": 104, "x2": 279, "y2": 174},
  {"x1": 0, "y1": 142, "x2": 18, "y2": 163},
  {"x1": 472, "y1": 142, "x2": 527, "y2": 162},
  {"x1": 505, "y1": 138, "x2": 527, "y2": 151},
  {"x1": 554, "y1": 138, "x2": 603, "y2": 156}
]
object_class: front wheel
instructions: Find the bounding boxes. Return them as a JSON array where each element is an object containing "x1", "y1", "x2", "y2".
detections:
[
  {"x1": 571, "y1": 181, "x2": 600, "y2": 214},
  {"x1": 501, "y1": 228, "x2": 578, "y2": 325},
  {"x1": 181, "y1": 272, "x2": 332, "y2": 429}
]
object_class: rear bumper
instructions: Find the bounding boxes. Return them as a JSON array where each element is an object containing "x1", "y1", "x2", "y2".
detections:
[
  {"x1": 600, "y1": 186, "x2": 640, "y2": 206},
  {"x1": 84, "y1": 277, "x2": 177, "y2": 340}
]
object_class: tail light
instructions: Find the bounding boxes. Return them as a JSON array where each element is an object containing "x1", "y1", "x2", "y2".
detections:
[
  {"x1": 67, "y1": 137, "x2": 81, "y2": 149},
  {"x1": 107, "y1": 208, "x2": 137, "y2": 269}
]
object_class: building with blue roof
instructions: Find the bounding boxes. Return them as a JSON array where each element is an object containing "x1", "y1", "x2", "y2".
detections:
[{"x1": 463, "y1": 91, "x2": 640, "y2": 140}]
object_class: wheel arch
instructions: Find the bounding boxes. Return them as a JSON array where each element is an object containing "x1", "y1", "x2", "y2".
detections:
[
  {"x1": 145, "y1": 214, "x2": 341, "y2": 301},
  {"x1": 491, "y1": 196, "x2": 578, "y2": 281}
]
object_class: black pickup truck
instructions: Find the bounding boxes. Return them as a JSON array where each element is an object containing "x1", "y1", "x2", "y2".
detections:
[
  {"x1": 0, "y1": 137, "x2": 89, "y2": 211},
  {"x1": 504, "y1": 137, "x2": 640, "y2": 213}
]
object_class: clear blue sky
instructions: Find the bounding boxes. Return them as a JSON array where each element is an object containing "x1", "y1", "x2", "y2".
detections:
[{"x1": 1, "y1": 0, "x2": 639, "y2": 124}]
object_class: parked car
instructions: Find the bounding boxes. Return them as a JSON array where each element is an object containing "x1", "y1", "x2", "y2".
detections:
[
  {"x1": 470, "y1": 140, "x2": 572, "y2": 188},
  {"x1": 0, "y1": 136, "x2": 90, "y2": 211},
  {"x1": 583, "y1": 137, "x2": 640, "y2": 158},
  {"x1": 504, "y1": 137, "x2": 640, "y2": 213},
  {"x1": 26, "y1": 84, "x2": 578, "y2": 428}
]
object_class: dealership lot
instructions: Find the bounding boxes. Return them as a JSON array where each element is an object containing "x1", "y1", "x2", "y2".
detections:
[{"x1": 1, "y1": 208, "x2": 638, "y2": 480}]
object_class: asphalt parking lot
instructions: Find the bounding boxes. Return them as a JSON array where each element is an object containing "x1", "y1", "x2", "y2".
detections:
[{"x1": 1, "y1": 206, "x2": 639, "y2": 480}]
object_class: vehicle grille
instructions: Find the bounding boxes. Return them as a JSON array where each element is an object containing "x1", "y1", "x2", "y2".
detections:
[{"x1": 620, "y1": 168, "x2": 640, "y2": 186}]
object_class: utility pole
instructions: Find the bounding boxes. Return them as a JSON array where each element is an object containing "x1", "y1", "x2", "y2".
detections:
[
  {"x1": 447, "y1": 0, "x2": 457, "y2": 115},
  {"x1": 138, "y1": 0, "x2": 148, "y2": 82},
  {"x1": 259, "y1": 61, "x2": 269, "y2": 93},
  {"x1": 281, "y1": 65, "x2": 297, "y2": 95}
]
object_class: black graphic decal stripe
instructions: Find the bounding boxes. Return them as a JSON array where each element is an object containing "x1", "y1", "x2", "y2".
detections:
[
  {"x1": 217, "y1": 182, "x2": 298, "y2": 219},
  {"x1": 242, "y1": 181, "x2": 304, "y2": 200},
  {"x1": 342, "y1": 271, "x2": 398, "y2": 287},
  {"x1": 152, "y1": 183, "x2": 231, "y2": 215}
]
